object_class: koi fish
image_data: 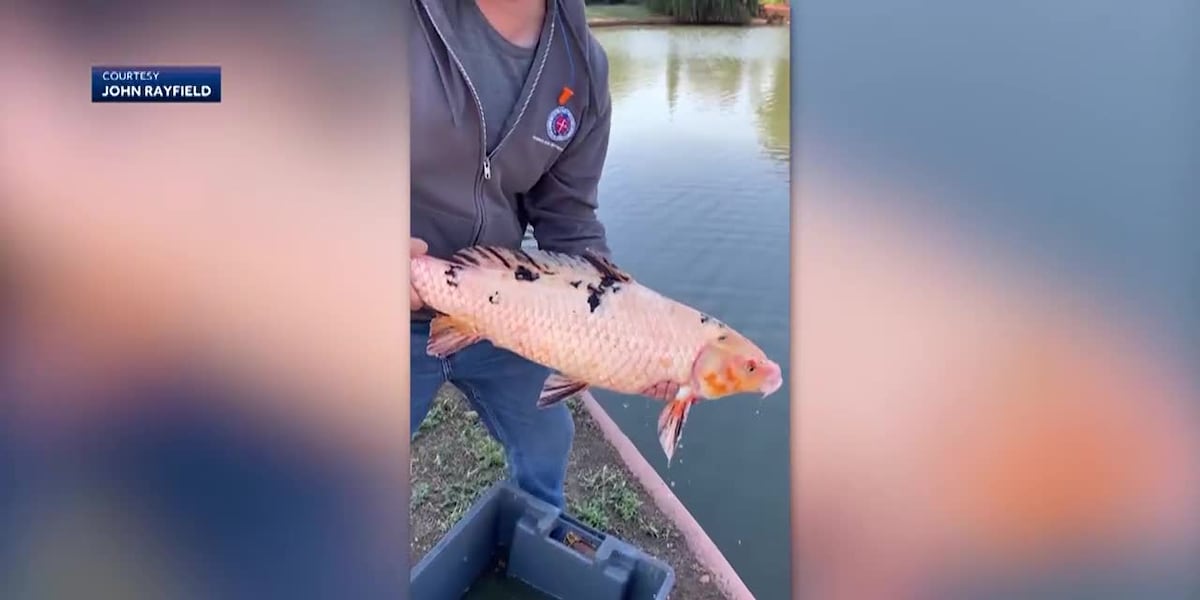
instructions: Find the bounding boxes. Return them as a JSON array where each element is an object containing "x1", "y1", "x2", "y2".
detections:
[{"x1": 410, "y1": 246, "x2": 783, "y2": 462}]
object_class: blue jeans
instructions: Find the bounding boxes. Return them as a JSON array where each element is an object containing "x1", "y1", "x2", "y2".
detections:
[{"x1": 410, "y1": 321, "x2": 574, "y2": 508}]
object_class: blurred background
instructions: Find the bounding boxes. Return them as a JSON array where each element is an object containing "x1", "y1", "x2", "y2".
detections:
[
  {"x1": 792, "y1": 1, "x2": 1199, "y2": 598},
  {"x1": 2, "y1": 2, "x2": 412, "y2": 598}
]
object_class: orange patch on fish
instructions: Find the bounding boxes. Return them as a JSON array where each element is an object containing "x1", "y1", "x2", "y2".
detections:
[
  {"x1": 702, "y1": 371, "x2": 729, "y2": 395},
  {"x1": 724, "y1": 365, "x2": 738, "y2": 384}
]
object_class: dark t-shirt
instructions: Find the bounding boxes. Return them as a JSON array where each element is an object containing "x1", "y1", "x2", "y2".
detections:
[{"x1": 446, "y1": 0, "x2": 538, "y2": 152}]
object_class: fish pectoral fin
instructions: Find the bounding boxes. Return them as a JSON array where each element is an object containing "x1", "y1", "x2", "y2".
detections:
[
  {"x1": 537, "y1": 373, "x2": 589, "y2": 409},
  {"x1": 656, "y1": 392, "x2": 697, "y2": 466},
  {"x1": 426, "y1": 315, "x2": 481, "y2": 358}
]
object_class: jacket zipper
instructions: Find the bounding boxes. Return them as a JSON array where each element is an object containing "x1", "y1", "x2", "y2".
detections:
[
  {"x1": 487, "y1": 8, "x2": 556, "y2": 165},
  {"x1": 419, "y1": 0, "x2": 558, "y2": 246},
  {"x1": 420, "y1": 2, "x2": 491, "y2": 245}
]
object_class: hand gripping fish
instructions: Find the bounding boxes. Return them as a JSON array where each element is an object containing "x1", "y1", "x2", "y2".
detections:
[{"x1": 410, "y1": 246, "x2": 783, "y2": 463}]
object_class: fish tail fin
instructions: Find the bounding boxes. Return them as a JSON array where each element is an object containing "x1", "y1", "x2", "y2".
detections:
[{"x1": 657, "y1": 395, "x2": 696, "y2": 466}]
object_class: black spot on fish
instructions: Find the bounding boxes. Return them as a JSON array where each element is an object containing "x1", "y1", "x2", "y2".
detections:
[
  {"x1": 581, "y1": 271, "x2": 625, "y2": 314},
  {"x1": 585, "y1": 284, "x2": 603, "y2": 309},
  {"x1": 488, "y1": 292, "x2": 500, "y2": 304},
  {"x1": 514, "y1": 265, "x2": 539, "y2": 282},
  {"x1": 585, "y1": 285, "x2": 609, "y2": 311},
  {"x1": 569, "y1": 280, "x2": 583, "y2": 288},
  {"x1": 700, "y1": 314, "x2": 711, "y2": 324},
  {"x1": 717, "y1": 334, "x2": 728, "y2": 342},
  {"x1": 444, "y1": 264, "x2": 463, "y2": 287}
]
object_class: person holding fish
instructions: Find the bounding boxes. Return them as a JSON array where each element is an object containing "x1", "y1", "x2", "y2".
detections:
[{"x1": 408, "y1": 0, "x2": 782, "y2": 508}]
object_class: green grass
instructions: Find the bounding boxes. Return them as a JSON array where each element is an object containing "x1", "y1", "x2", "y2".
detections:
[
  {"x1": 412, "y1": 387, "x2": 666, "y2": 542},
  {"x1": 568, "y1": 464, "x2": 644, "y2": 532},
  {"x1": 411, "y1": 394, "x2": 508, "y2": 530},
  {"x1": 585, "y1": 4, "x2": 656, "y2": 20}
]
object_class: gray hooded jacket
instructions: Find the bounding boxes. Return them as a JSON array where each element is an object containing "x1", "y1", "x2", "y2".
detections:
[{"x1": 409, "y1": 0, "x2": 612, "y2": 271}]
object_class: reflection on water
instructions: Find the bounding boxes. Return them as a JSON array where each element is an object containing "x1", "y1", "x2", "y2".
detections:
[
  {"x1": 753, "y1": 57, "x2": 789, "y2": 160},
  {"x1": 605, "y1": 26, "x2": 789, "y2": 162},
  {"x1": 589, "y1": 26, "x2": 791, "y2": 599}
]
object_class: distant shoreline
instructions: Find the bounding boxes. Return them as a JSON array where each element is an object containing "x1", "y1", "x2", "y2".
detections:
[
  {"x1": 585, "y1": 4, "x2": 789, "y2": 28},
  {"x1": 587, "y1": 15, "x2": 676, "y2": 28},
  {"x1": 587, "y1": 16, "x2": 778, "y2": 28}
]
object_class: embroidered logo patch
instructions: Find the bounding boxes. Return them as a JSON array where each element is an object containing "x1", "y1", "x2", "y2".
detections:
[{"x1": 546, "y1": 105, "x2": 577, "y2": 143}]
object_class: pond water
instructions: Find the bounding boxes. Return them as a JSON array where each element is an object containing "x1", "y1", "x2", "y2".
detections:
[{"x1": 587, "y1": 25, "x2": 791, "y2": 599}]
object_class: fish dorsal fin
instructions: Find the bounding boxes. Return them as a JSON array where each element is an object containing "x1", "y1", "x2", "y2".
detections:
[
  {"x1": 449, "y1": 246, "x2": 634, "y2": 283},
  {"x1": 579, "y1": 249, "x2": 633, "y2": 284}
]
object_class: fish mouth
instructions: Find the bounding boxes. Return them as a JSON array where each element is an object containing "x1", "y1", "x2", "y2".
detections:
[{"x1": 759, "y1": 361, "x2": 783, "y2": 397}]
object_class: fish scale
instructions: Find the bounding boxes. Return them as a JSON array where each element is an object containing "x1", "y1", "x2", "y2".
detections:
[{"x1": 410, "y1": 245, "x2": 782, "y2": 461}]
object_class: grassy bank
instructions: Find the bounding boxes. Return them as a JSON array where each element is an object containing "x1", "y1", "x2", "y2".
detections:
[
  {"x1": 585, "y1": 4, "x2": 676, "y2": 27},
  {"x1": 411, "y1": 384, "x2": 724, "y2": 599}
]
